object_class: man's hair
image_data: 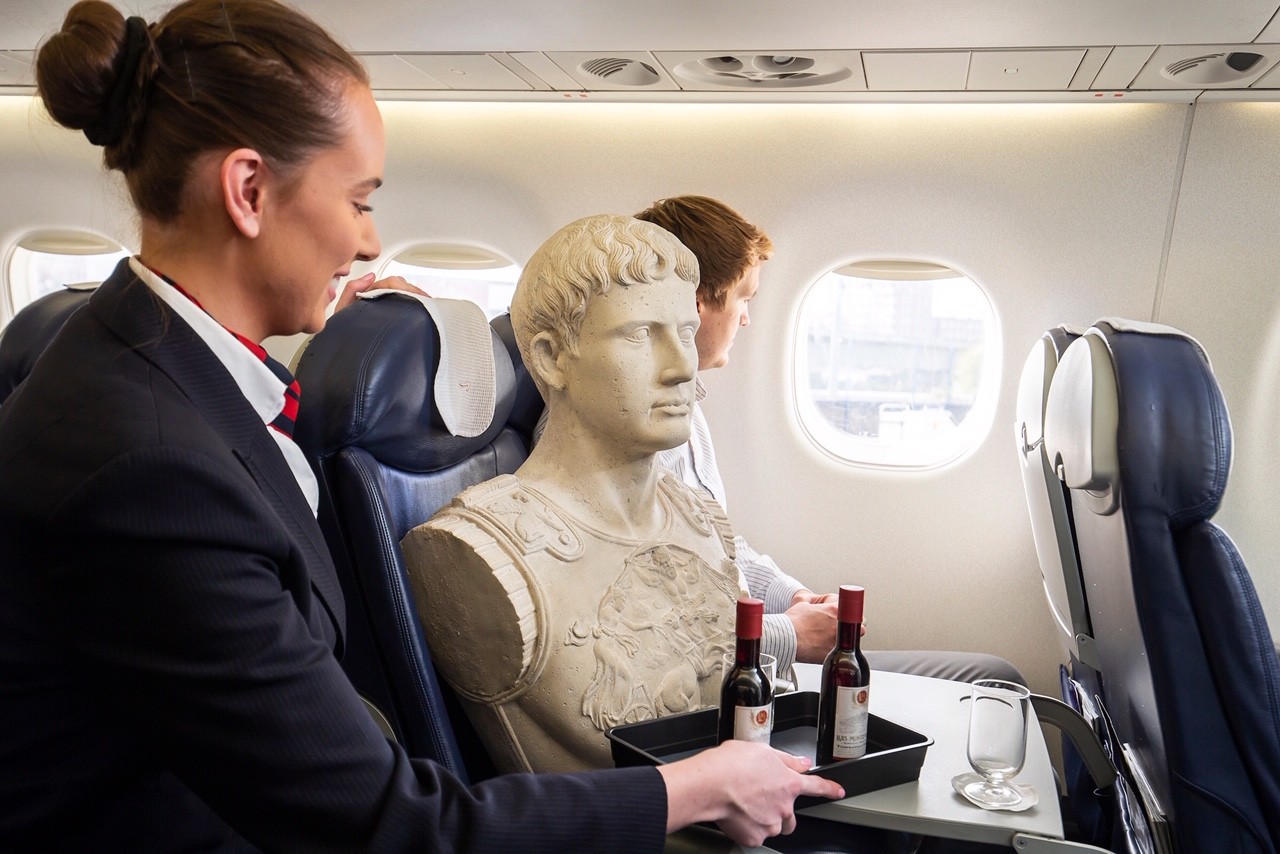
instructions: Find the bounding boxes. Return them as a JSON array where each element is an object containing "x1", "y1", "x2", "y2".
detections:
[
  {"x1": 634, "y1": 196, "x2": 772, "y2": 310},
  {"x1": 510, "y1": 214, "x2": 698, "y2": 397}
]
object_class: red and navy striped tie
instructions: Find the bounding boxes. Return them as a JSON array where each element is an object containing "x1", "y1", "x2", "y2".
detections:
[
  {"x1": 156, "y1": 271, "x2": 302, "y2": 439},
  {"x1": 230, "y1": 332, "x2": 301, "y2": 439}
]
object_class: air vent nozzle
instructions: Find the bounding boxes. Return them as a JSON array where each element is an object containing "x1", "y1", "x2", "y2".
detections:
[
  {"x1": 579, "y1": 57, "x2": 661, "y2": 87},
  {"x1": 1161, "y1": 51, "x2": 1267, "y2": 84},
  {"x1": 672, "y1": 52, "x2": 850, "y2": 89}
]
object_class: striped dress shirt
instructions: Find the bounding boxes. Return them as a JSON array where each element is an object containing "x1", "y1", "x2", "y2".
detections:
[{"x1": 657, "y1": 377, "x2": 805, "y2": 674}]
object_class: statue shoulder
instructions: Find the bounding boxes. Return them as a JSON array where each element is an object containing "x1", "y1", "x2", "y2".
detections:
[
  {"x1": 401, "y1": 474, "x2": 564, "y2": 703},
  {"x1": 445, "y1": 474, "x2": 586, "y2": 562},
  {"x1": 657, "y1": 470, "x2": 737, "y2": 560}
]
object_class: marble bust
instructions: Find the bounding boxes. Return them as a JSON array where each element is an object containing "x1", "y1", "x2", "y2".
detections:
[{"x1": 401, "y1": 215, "x2": 746, "y2": 773}]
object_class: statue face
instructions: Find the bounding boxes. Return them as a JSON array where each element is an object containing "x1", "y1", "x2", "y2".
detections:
[{"x1": 560, "y1": 273, "x2": 700, "y2": 456}]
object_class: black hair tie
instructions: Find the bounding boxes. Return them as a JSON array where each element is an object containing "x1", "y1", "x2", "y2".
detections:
[{"x1": 84, "y1": 16, "x2": 149, "y2": 147}]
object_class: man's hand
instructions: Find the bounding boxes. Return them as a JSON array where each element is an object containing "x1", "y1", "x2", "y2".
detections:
[
  {"x1": 785, "y1": 599, "x2": 839, "y2": 663},
  {"x1": 787, "y1": 589, "x2": 867, "y2": 662}
]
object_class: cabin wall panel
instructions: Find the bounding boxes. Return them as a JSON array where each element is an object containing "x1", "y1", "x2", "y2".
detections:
[
  {"x1": 0, "y1": 98, "x2": 136, "y2": 260},
  {"x1": 6, "y1": 94, "x2": 1256, "y2": 692},
  {"x1": 372, "y1": 101, "x2": 1189, "y2": 692},
  {"x1": 1159, "y1": 101, "x2": 1280, "y2": 638}
]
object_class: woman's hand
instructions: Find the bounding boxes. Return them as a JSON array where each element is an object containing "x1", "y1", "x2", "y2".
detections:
[
  {"x1": 332, "y1": 273, "x2": 429, "y2": 314},
  {"x1": 657, "y1": 740, "x2": 845, "y2": 847}
]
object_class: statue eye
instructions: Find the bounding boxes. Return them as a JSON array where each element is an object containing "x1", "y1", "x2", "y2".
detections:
[{"x1": 626, "y1": 326, "x2": 652, "y2": 342}]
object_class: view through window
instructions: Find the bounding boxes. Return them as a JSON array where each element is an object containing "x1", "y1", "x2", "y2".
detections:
[
  {"x1": 4, "y1": 231, "x2": 129, "y2": 324},
  {"x1": 379, "y1": 244, "x2": 520, "y2": 320},
  {"x1": 795, "y1": 261, "x2": 1000, "y2": 468}
]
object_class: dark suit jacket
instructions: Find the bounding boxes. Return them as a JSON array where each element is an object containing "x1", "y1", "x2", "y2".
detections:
[{"x1": 0, "y1": 262, "x2": 665, "y2": 853}]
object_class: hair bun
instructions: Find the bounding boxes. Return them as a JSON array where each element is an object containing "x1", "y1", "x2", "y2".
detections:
[
  {"x1": 36, "y1": 3, "x2": 149, "y2": 148},
  {"x1": 83, "y1": 17, "x2": 149, "y2": 146}
]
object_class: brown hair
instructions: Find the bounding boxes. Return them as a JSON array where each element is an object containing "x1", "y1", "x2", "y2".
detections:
[
  {"x1": 634, "y1": 195, "x2": 773, "y2": 309},
  {"x1": 36, "y1": 0, "x2": 368, "y2": 223}
]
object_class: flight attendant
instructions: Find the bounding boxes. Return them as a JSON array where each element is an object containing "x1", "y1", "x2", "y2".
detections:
[{"x1": 0, "y1": 1, "x2": 842, "y2": 850}]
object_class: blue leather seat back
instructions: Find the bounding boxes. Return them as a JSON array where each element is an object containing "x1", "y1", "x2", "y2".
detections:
[
  {"x1": 294, "y1": 294, "x2": 525, "y2": 783},
  {"x1": 1044, "y1": 319, "x2": 1280, "y2": 853},
  {"x1": 0, "y1": 286, "x2": 95, "y2": 404},
  {"x1": 490, "y1": 311, "x2": 544, "y2": 449}
]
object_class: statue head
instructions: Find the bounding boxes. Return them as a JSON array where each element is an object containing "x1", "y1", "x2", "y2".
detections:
[{"x1": 511, "y1": 214, "x2": 699, "y2": 400}]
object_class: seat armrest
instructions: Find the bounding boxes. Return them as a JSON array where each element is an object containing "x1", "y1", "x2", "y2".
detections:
[{"x1": 1031, "y1": 693, "x2": 1117, "y2": 790}]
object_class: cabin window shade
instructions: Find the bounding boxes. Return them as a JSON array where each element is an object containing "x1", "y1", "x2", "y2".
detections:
[
  {"x1": 3, "y1": 230, "x2": 129, "y2": 324},
  {"x1": 379, "y1": 243, "x2": 520, "y2": 320},
  {"x1": 794, "y1": 260, "x2": 1001, "y2": 469}
]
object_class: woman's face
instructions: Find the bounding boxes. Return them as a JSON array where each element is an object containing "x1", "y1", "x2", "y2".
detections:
[{"x1": 256, "y1": 83, "x2": 385, "y2": 338}]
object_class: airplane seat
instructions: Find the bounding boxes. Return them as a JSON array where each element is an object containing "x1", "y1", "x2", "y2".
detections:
[
  {"x1": 489, "y1": 310, "x2": 544, "y2": 450},
  {"x1": 1043, "y1": 318, "x2": 1280, "y2": 853},
  {"x1": 1014, "y1": 324, "x2": 1118, "y2": 844},
  {"x1": 1015, "y1": 325, "x2": 1092, "y2": 669},
  {"x1": 0, "y1": 284, "x2": 96, "y2": 404},
  {"x1": 293, "y1": 292, "x2": 528, "y2": 783}
]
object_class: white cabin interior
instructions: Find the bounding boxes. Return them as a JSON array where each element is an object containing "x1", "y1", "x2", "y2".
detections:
[{"x1": 2, "y1": 1, "x2": 1279, "y2": 698}]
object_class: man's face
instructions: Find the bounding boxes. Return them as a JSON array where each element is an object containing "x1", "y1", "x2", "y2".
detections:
[
  {"x1": 696, "y1": 261, "x2": 760, "y2": 370},
  {"x1": 560, "y1": 274, "x2": 700, "y2": 456}
]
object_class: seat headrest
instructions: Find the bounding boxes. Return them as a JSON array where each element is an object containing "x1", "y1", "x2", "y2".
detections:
[
  {"x1": 1043, "y1": 331, "x2": 1120, "y2": 514},
  {"x1": 1044, "y1": 318, "x2": 1230, "y2": 524},
  {"x1": 0, "y1": 286, "x2": 96, "y2": 403},
  {"x1": 293, "y1": 294, "x2": 516, "y2": 473},
  {"x1": 1015, "y1": 325, "x2": 1083, "y2": 460}
]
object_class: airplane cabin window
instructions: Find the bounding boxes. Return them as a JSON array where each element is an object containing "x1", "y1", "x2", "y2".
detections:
[
  {"x1": 794, "y1": 260, "x2": 1000, "y2": 469},
  {"x1": 3, "y1": 230, "x2": 129, "y2": 324},
  {"x1": 379, "y1": 243, "x2": 520, "y2": 320}
]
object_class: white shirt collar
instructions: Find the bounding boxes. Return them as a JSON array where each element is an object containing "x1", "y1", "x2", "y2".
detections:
[{"x1": 130, "y1": 258, "x2": 319, "y2": 516}]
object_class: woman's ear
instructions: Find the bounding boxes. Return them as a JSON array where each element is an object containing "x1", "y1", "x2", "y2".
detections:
[
  {"x1": 220, "y1": 148, "x2": 267, "y2": 239},
  {"x1": 528, "y1": 330, "x2": 568, "y2": 393}
]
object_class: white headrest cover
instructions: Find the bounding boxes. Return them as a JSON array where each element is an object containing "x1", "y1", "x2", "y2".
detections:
[
  {"x1": 1015, "y1": 335, "x2": 1056, "y2": 457},
  {"x1": 1043, "y1": 331, "x2": 1119, "y2": 503},
  {"x1": 357, "y1": 289, "x2": 496, "y2": 438}
]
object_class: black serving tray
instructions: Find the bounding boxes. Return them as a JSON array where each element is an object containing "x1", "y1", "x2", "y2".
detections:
[{"x1": 606, "y1": 690, "x2": 932, "y2": 809}]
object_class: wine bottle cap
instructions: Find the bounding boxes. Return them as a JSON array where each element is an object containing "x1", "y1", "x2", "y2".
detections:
[
  {"x1": 735, "y1": 597, "x2": 764, "y2": 640},
  {"x1": 838, "y1": 585, "x2": 865, "y2": 624}
]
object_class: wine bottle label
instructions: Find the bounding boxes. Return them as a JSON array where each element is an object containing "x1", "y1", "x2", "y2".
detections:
[
  {"x1": 832, "y1": 685, "x2": 869, "y2": 759},
  {"x1": 733, "y1": 703, "x2": 772, "y2": 743}
]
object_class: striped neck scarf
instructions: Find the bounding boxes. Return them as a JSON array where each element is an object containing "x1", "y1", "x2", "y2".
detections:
[{"x1": 154, "y1": 269, "x2": 301, "y2": 439}]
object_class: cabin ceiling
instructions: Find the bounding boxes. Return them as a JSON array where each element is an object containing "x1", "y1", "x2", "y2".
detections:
[{"x1": 4, "y1": 0, "x2": 1280, "y2": 99}]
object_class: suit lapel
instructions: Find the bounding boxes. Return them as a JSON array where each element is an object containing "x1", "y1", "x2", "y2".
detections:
[{"x1": 88, "y1": 263, "x2": 347, "y2": 650}]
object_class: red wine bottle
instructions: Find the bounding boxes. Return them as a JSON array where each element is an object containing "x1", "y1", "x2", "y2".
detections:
[
  {"x1": 815, "y1": 585, "x2": 870, "y2": 764},
  {"x1": 718, "y1": 597, "x2": 773, "y2": 744}
]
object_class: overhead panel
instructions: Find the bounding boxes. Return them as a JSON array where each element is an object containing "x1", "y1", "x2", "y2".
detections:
[
  {"x1": 1091, "y1": 46, "x2": 1157, "y2": 90},
  {"x1": 654, "y1": 51, "x2": 867, "y2": 91},
  {"x1": 862, "y1": 52, "x2": 971, "y2": 91},
  {"x1": 506, "y1": 52, "x2": 581, "y2": 90},
  {"x1": 544, "y1": 52, "x2": 681, "y2": 91},
  {"x1": 0, "y1": 51, "x2": 33, "y2": 88},
  {"x1": 967, "y1": 50, "x2": 1086, "y2": 90},
  {"x1": 1129, "y1": 44, "x2": 1280, "y2": 88},
  {"x1": 398, "y1": 54, "x2": 534, "y2": 91},
  {"x1": 1068, "y1": 48, "x2": 1113, "y2": 90},
  {"x1": 361, "y1": 55, "x2": 447, "y2": 90},
  {"x1": 1250, "y1": 60, "x2": 1280, "y2": 88}
]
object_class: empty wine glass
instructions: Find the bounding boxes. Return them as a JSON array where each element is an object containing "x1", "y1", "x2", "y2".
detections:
[{"x1": 963, "y1": 679, "x2": 1031, "y2": 808}]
